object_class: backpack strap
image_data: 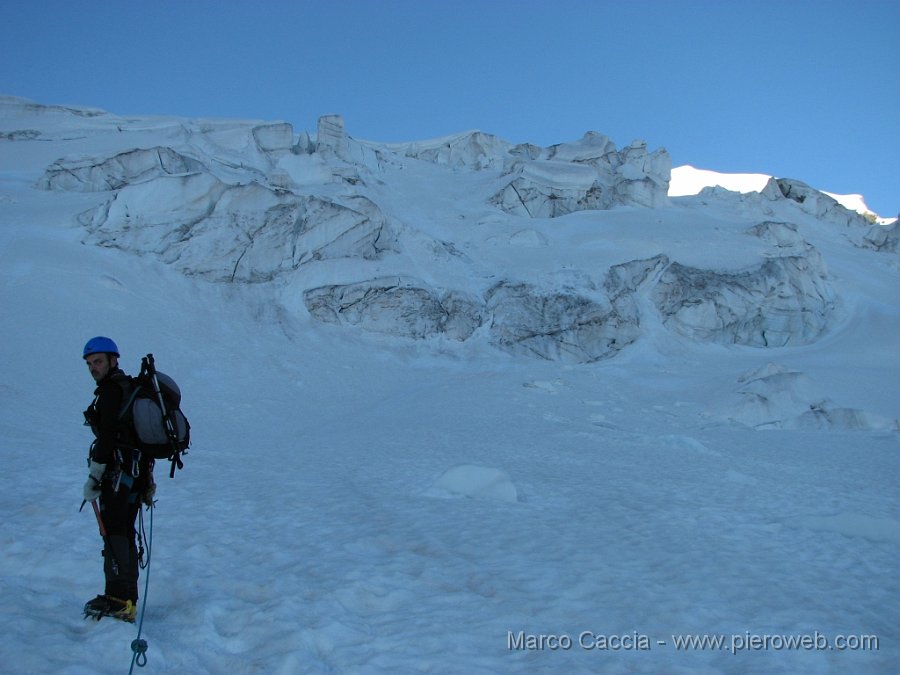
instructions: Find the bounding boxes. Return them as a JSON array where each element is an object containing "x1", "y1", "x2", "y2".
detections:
[
  {"x1": 112, "y1": 375, "x2": 144, "y2": 461},
  {"x1": 117, "y1": 380, "x2": 143, "y2": 422}
]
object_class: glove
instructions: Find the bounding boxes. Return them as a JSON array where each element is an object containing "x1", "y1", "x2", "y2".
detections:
[{"x1": 83, "y1": 461, "x2": 107, "y2": 501}]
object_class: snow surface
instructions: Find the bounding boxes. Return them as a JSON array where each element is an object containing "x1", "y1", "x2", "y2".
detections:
[
  {"x1": 670, "y1": 165, "x2": 893, "y2": 224},
  {"x1": 0, "y1": 97, "x2": 898, "y2": 674}
]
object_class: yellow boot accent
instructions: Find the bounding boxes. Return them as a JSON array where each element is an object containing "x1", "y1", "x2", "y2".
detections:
[{"x1": 108, "y1": 597, "x2": 137, "y2": 623}]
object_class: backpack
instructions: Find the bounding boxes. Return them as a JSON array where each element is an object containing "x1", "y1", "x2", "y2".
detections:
[{"x1": 119, "y1": 354, "x2": 191, "y2": 477}]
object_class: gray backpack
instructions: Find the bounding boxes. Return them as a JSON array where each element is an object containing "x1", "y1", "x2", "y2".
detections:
[{"x1": 119, "y1": 354, "x2": 190, "y2": 477}]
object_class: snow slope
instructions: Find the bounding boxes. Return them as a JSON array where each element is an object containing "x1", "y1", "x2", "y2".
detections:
[
  {"x1": 670, "y1": 165, "x2": 894, "y2": 224},
  {"x1": 0, "y1": 97, "x2": 897, "y2": 674}
]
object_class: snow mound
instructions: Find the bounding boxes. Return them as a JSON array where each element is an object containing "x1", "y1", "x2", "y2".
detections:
[
  {"x1": 508, "y1": 228, "x2": 548, "y2": 247},
  {"x1": 717, "y1": 363, "x2": 899, "y2": 431},
  {"x1": 427, "y1": 465, "x2": 519, "y2": 502}
]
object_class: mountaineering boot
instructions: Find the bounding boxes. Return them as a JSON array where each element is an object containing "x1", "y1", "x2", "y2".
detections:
[{"x1": 83, "y1": 594, "x2": 136, "y2": 623}]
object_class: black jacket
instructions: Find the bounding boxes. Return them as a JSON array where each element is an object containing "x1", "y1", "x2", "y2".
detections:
[{"x1": 85, "y1": 368, "x2": 129, "y2": 465}]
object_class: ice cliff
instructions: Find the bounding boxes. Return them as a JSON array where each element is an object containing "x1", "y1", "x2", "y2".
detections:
[{"x1": 4, "y1": 95, "x2": 893, "y2": 364}]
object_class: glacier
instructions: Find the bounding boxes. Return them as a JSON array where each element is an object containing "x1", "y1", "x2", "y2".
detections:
[
  {"x1": 12, "y1": 94, "x2": 894, "y2": 366},
  {"x1": 0, "y1": 94, "x2": 897, "y2": 674}
]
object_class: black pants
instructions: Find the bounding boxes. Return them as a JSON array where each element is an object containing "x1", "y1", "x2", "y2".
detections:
[{"x1": 99, "y1": 478, "x2": 141, "y2": 602}]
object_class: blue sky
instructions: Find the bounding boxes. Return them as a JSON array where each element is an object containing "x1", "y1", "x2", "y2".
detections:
[{"x1": 2, "y1": 0, "x2": 897, "y2": 216}]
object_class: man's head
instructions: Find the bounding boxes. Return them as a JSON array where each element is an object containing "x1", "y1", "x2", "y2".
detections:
[{"x1": 83, "y1": 336, "x2": 120, "y2": 382}]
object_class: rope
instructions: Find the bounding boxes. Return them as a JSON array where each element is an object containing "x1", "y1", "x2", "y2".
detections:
[{"x1": 128, "y1": 503, "x2": 153, "y2": 673}]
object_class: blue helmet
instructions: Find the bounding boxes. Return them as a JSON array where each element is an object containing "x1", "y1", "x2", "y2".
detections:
[{"x1": 83, "y1": 336, "x2": 120, "y2": 359}]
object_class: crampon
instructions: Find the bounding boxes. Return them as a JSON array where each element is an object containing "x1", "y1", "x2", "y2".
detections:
[{"x1": 83, "y1": 595, "x2": 137, "y2": 623}]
